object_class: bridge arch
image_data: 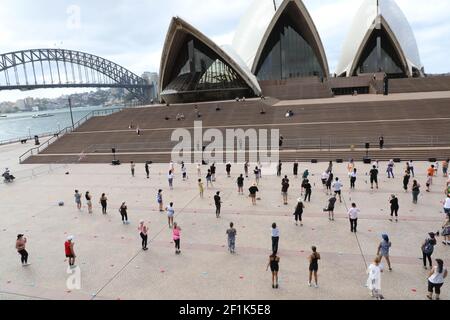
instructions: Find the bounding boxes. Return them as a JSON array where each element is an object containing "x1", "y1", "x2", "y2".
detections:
[{"x1": 0, "y1": 48, "x2": 152, "y2": 102}]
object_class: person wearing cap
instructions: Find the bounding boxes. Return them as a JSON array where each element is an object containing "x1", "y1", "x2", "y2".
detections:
[
  {"x1": 138, "y1": 220, "x2": 148, "y2": 251},
  {"x1": 249, "y1": 183, "x2": 259, "y2": 205},
  {"x1": 293, "y1": 199, "x2": 305, "y2": 226},
  {"x1": 422, "y1": 233, "x2": 437, "y2": 270},
  {"x1": 65, "y1": 236, "x2": 76, "y2": 268},
  {"x1": 377, "y1": 234, "x2": 392, "y2": 271},
  {"x1": 16, "y1": 234, "x2": 30, "y2": 266}
]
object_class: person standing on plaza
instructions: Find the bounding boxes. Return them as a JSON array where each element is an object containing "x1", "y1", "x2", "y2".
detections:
[
  {"x1": 168, "y1": 170, "x2": 174, "y2": 190},
  {"x1": 206, "y1": 170, "x2": 213, "y2": 188},
  {"x1": 85, "y1": 191, "x2": 93, "y2": 214},
  {"x1": 249, "y1": 183, "x2": 259, "y2": 205},
  {"x1": 271, "y1": 223, "x2": 280, "y2": 254},
  {"x1": 138, "y1": 220, "x2": 148, "y2": 251},
  {"x1": 214, "y1": 192, "x2": 222, "y2": 218},
  {"x1": 422, "y1": 232, "x2": 437, "y2": 269},
  {"x1": 325, "y1": 195, "x2": 337, "y2": 221},
  {"x1": 444, "y1": 194, "x2": 450, "y2": 218},
  {"x1": 254, "y1": 167, "x2": 260, "y2": 186},
  {"x1": 443, "y1": 159, "x2": 449, "y2": 177},
  {"x1": 426, "y1": 174, "x2": 433, "y2": 193},
  {"x1": 308, "y1": 246, "x2": 320, "y2": 288},
  {"x1": 266, "y1": 253, "x2": 280, "y2": 289},
  {"x1": 16, "y1": 234, "x2": 30, "y2": 266},
  {"x1": 302, "y1": 169, "x2": 310, "y2": 181},
  {"x1": 304, "y1": 179, "x2": 312, "y2": 203},
  {"x1": 367, "y1": 256, "x2": 384, "y2": 300},
  {"x1": 427, "y1": 259, "x2": 447, "y2": 300},
  {"x1": 197, "y1": 163, "x2": 201, "y2": 177},
  {"x1": 441, "y1": 216, "x2": 450, "y2": 245},
  {"x1": 412, "y1": 180, "x2": 421, "y2": 204},
  {"x1": 387, "y1": 159, "x2": 395, "y2": 179},
  {"x1": 350, "y1": 168, "x2": 357, "y2": 190},
  {"x1": 403, "y1": 170, "x2": 411, "y2": 192},
  {"x1": 198, "y1": 179, "x2": 204, "y2": 199},
  {"x1": 119, "y1": 202, "x2": 129, "y2": 224},
  {"x1": 427, "y1": 165, "x2": 435, "y2": 188},
  {"x1": 408, "y1": 160, "x2": 415, "y2": 177},
  {"x1": 379, "y1": 136, "x2": 384, "y2": 149},
  {"x1": 237, "y1": 174, "x2": 244, "y2": 195},
  {"x1": 347, "y1": 159, "x2": 355, "y2": 175},
  {"x1": 65, "y1": 236, "x2": 76, "y2": 268},
  {"x1": 210, "y1": 163, "x2": 216, "y2": 182},
  {"x1": 277, "y1": 161, "x2": 282, "y2": 177},
  {"x1": 244, "y1": 161, "x2": 249, "y2": 178},
  {"x1": 157, "y1": 189, "x2": 164, "y2": 212},
  {"x1": 226, "y1": 222, "x2": 237, "y2": 254},
  {"x1": 281, "y1": 177, "x2": 290, "y2": 205},
  {"x1": 181, "y1": 162, "x2": 187, "y2": 181},
  {"x1": 434, "y1": 161, "x2": 439, "y2": 177},
  {"x1": 130, "y1": 161, "x2": 136, "y2": 177},
  {"x1": 99, "y1": 193, "x2": 107, "y2": 214},
  {"x1": 389, "y1": 195, "x2": 399, "y2": 222},
  {"x1": 327, "y1": 161, "x2": 333, "y2": 174},
  {"x1": 226, "y1": 162, "x2": 232, "y2": 178},
  {"x1": 348, "y1": 203, "x2": 360, "y2": 233},
  {"x1": 74, "y1": 190, "x2": 82, "y2": 211},
  {"x1": 332, "y1": 177, "x2": 343, "y2": 203},
  {"x1": 377, "y1": 234, "x2": 392, "y2": 271},
  {"x1": 294, "y1": 199, "x2": 305, "y2": 226},
  {"x1": 166, "y1": 202, "x2": 175, "y2": 228},
  {"x1": 370, "y1": 165, "x2": 379, "y2": 189},
  {"x1": 293, "y1": 161, "x2": 299, "y2": 178},
  {"x1": 169, "y1": 161, "x2": 175, "y2": 174},
  {"x1": 145, "y1": 162, "x2": 150, "y2": 179},
  {"x1": 173, "y1": 222, "x2": 181, "y2": 254},
  {"x1": 326, "y1": 172, "x2": 334, "y2": 196},
  {"x1": 321, "y1": 171, "x2": 329, "y2": 190}
]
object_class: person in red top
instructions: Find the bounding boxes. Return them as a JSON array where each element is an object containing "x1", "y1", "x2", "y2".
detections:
[{"x1": 65, "y1": 236, "x2": 76, "y2": 268}]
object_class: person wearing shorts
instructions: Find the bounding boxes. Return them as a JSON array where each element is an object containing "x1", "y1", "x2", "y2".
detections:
[
  {"x1": 308, "y1": 246, "x2": 320, "y2": 288},
  {"x1": 74, "y1": 190, "x2": 82, "y2": 210},
  {"x1": 65, "y1": 236, "x2": 76, "y2": 268},
  {"x1": 166, "y1": 202, "x2": 175, "y2": 228},
  {"x1": 266, "y1": 253, "x2": 280, "y2": 289},
  {"x1": 294, "y1": 199, "x2": 305, "y2": 226},
  {"x1": 427, "y1": 259, "x2": 447, "y2": 300},
  {"x1": 332, "y1": 178, "x2": 343, "y2": 203}
]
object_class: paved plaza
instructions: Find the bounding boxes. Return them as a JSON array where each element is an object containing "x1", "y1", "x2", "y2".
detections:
[{"x1": 0, "y1": 141, "x2": 449, "y2": 300}]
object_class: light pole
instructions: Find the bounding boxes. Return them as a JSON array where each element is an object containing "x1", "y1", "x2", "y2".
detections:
[
  {"x1": 28, "y1": 127, "x2": 31, "y2": 139},
  {"x1": 57, "y1": 122, "x2": 61, "y2": 132},
  {"x1": 68, "y1": 98, "x2": 75, "y2": 129}
]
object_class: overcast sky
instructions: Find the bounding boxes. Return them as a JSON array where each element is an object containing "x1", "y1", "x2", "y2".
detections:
[{"x1": 0, "y1": 0, "x2": 449, "y2": 102}]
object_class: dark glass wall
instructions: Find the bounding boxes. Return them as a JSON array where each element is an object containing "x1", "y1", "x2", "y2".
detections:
[
  {"x1": 163, "y1": 36, "x2": 251, "y2": 95},
  {"x1": 255, "y1": 12, "x2": 324, "y2": 81},
  {"x1": 355, "y1": 28, "x2": 406, "y2": 77}
]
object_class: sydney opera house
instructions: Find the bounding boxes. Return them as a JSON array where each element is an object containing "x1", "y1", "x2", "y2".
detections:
[{"x1": 159, "y1": 0, "x2": 424, "y2": 104}]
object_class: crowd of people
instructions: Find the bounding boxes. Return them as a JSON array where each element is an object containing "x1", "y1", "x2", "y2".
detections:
[{"x1": 13, "y1": 158, "x2": 450, "y2": 300}]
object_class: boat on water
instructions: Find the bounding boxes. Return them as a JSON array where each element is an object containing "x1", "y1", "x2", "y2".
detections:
[
  {"x1": 32, "y1": 114, "x2": 54, "y2": 118},
  {"x1": 0, "y1": 115, "x2": 7, "y2": 118}
]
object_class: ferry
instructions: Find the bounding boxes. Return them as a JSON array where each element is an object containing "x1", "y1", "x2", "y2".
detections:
[{"x1": 32, "y1": 113, "x2": 54, "y2": 118}]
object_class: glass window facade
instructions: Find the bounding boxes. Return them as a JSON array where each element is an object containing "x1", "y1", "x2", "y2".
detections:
[
  {"x1": 255, "y1": 12, "x2": 324, "y2": 81},
  {"x1": 163, "y1": 36, "x2": 251, "y2": 93},
  {"x1": 355, "y1": 28, "x2": 406, "y2": 77}
]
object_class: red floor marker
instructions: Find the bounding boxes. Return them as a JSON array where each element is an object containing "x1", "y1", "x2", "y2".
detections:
[
  {"x1": 160, "y1": 269, "x2": 165, "y2": 273},
  {"x1": 411, "y1": 289, "x2": 417, "y2": 293},
  {"x1": 66, "y1": 290, "x2": 71, "y2": 293},
  {"x1": 239, "y1": 276, "x2": 244, "y2": 279},
  {"x1": 7, "y1": 281, "x2": 11, "y2": 284},
  {"x1": 110, "y1": 265, "x2": 114, "y2": 267}
]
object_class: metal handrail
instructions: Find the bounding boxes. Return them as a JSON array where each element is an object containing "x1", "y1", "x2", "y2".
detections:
[{"x1": 18, "y1": 105, "x2": 134, "y2": 163}]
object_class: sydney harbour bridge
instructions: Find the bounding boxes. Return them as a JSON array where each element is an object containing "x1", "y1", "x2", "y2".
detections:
[{"x1": 0, "y1": 49, "x2": 154, "y2": 102}]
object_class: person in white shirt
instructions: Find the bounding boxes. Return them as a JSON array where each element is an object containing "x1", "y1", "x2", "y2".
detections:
[
  {"x1": 321, "y1": 171, "x2": 329, "y2": 190},
  {"x1": 271, "y1": 223, "x2": 280, "y2": 254},
  {"x1": 348, "y1": 203, "x2": 360, "y2": 233},
  {"x1": 443, "y1": 195, "x2": 450, "y2": 217},
  {"x1": 167, "y1": 170, "x2": 174, "y2": 190},
  {"x1": 367, "y1": 256, "x2": 384, "y2": 300},
  {"x1": 197, "y1": 163, "x2": 201, "y2": 177},
  {"x1": 332, "y1": 177, "x2": 343, "y2": 203},
  {"x1": 427, "y1": 259, "x2": 447, "y2": 300}
]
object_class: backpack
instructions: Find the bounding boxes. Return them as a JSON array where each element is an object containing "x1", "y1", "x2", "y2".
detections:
[{"x1": 423, "y1": 238, "x2": 435, "y2": 254}]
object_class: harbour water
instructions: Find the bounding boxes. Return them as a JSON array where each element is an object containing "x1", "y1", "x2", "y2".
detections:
[{"x1": 0, "y1": 105, "x2": 110, "y2": 142}]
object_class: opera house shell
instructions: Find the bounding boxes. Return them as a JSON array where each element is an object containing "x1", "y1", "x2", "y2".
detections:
[
  {"x1": 336, "y1": 0, "x2": 423, "y2": 78},
  {"x1": 159, "y1": 0, "x2": 423, "y2": 103}
]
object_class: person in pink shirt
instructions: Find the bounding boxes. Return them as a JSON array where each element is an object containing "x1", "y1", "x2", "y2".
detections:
[
  {"x1": 173, "y1": 222, "x2": 182, "y2": 254},
  {"x1": 138, "y1": 220, "x2": 148, "y2": 251}
]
